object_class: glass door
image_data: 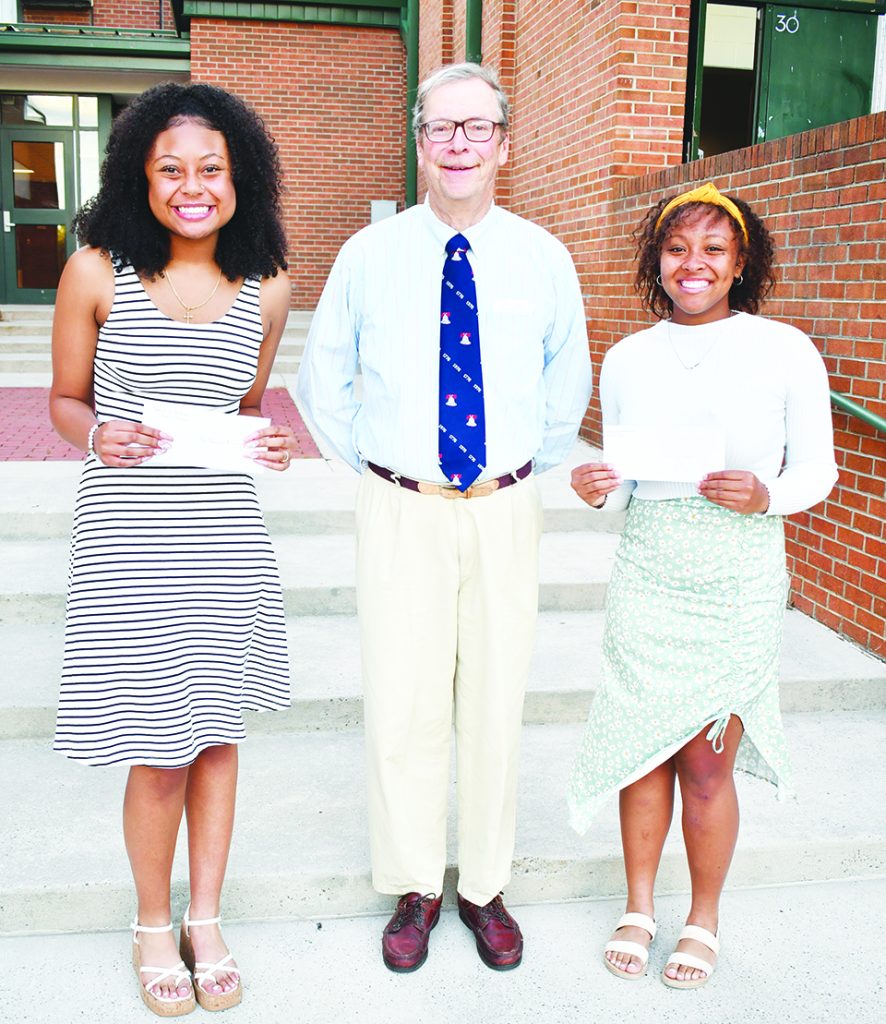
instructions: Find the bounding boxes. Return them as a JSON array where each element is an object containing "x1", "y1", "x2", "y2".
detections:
[{"x1": 0, "y1": 128, "x2": 76, "y2": 303}]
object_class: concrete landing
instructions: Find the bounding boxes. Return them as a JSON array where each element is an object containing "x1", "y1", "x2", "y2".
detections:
[{"x1": 2, "y1": 879, "x2": 883, "y2": 1024}]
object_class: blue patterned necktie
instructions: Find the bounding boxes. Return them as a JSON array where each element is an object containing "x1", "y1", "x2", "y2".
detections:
[{"x1": 439, "y1": 233, "x2": 485, "y2": 490}]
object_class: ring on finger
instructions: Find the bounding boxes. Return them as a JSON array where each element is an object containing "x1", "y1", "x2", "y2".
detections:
[{"x1": 281, "y1": 449, "x2": 290, "y2": 463}]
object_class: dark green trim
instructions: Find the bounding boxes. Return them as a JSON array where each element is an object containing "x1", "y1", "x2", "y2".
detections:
[
  {"x1": 403, "y1": 0, "x2": 418, "y2": 206},
  {"x1": 20, "y1": 0, "x2": 92, "y2": 7},
  {"x1": 830, "y1": 391, "x2": 886, "y2": 434},
  {"x1": 685, "y1": 0, "x2": 706, "y2": 162},
  {"x1": 465, "y1": 0, "x2": 482, "y2": 64},
  {"x1": 0, "y1": 25, "x2": 188, "y2": 57},
  {"x1": 0, "y1": 52, "x2": 189, "y2": 72},
  {"x1": 181, "y1": 1, "x2": 404, "y2": 26},
  {"x1": 705, "y1": 0, "x2": 885, "y2": 12},
  {"x1": 755, "y1": 5, "x2": 775, "y2": 145}
]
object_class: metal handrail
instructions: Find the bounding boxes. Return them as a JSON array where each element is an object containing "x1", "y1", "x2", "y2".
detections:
[{"x1": 830, "y1": 390, "x2": 886, "y2": 434}]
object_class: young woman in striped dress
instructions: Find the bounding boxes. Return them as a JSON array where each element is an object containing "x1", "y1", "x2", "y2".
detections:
[
  {"x1": 568, "y1": 183, "x2": 837, "y2": 989},
  {"x1": 50, "y1": 83, "x2": 293, "y2": 1016}
]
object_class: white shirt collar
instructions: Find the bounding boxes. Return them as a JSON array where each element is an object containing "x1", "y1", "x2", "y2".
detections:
[{"x1": 421, "y1": 196, "x2": 500, "y2": 251}]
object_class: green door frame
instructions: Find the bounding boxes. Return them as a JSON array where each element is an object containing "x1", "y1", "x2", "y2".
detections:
[
  {"x1": 0, "y1": 127, "x2": 76, "y2": 304},
  {"x1": 687, "y1": 0, "x2": 709, "y2": 162}
]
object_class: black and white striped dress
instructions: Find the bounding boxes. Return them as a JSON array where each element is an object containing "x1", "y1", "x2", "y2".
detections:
[{"x1": 53, "y1": 262, "x2": 290, "y2": 768}]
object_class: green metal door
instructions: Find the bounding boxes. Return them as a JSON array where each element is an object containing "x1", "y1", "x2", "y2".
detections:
[
  {"x1": 757, "y1": 6, "x2": 877, "y2": 141},
  {"x1": 0, "y1": 128, "x2": 76, "y2": 304}
]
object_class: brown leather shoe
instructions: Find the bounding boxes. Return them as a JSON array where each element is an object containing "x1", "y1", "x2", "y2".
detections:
[
  {"x1": 381, "y1": 893, "x2": 443, "y2": 972},
  {"x1": 457, "y1": 893, "x2": 523, "y2": 970}
]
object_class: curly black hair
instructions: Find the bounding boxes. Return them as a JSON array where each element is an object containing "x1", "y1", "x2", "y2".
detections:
[
  {"x1": 73, "y1": 82, "x2": 287, "y2": 280},
  {"x1": 634, "y1": 192, "x2": 775, "y2": 319}
]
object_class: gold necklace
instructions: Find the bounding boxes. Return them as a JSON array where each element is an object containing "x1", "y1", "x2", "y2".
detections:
[
  {"x1": 161, "y1": 266, "x2": 223, "y2": 324},
  {"x1": 665, "y1": 316, "x2": 730, "y2": 371}
]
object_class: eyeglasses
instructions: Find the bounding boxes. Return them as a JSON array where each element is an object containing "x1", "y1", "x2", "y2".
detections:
[{"x1": 420, "y1": 118, "x2": 504, "y2": 143}]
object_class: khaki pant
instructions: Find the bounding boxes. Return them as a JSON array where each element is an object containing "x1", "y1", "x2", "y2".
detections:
[{"x1": 355, "y1": 467, "x2": 543, "y2": 906}]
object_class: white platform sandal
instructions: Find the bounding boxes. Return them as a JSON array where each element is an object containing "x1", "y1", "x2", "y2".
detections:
[
  {"x1": 662, "y1": 924, "x2": 720, "y2": 989},
  {"x1": 179, "y1": 906, "x2": 243, "y2": 1011},
  {"x1": 603, "y1": 912, "x2": 657, "y2": 980},
  {"x1": 131, "y1": 919, "x2": 196, "y2": 1017}
]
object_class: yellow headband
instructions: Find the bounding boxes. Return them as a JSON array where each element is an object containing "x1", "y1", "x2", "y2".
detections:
[{"x1": 655, "y1": 181, "x2": 748, "y2": 244}]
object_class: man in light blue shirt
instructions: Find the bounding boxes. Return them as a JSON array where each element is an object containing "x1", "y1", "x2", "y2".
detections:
[{"x1": 298, "y1": 62, "x2": 591, "y2": 973}]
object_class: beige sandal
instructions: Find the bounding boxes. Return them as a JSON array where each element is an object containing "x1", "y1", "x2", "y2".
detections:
[
  {"x1": 603, "y1": 912, "x2": 657, "y2": 980},
  {"x1": 131, "y1": 919, "x2": 196, "y2": 1017},
  {"x1": 179, "y1": 905, "x2": 243, "y2": 1012},
  {"x1": 662, "y1": 924, "x2": 720, "y2": 989}
]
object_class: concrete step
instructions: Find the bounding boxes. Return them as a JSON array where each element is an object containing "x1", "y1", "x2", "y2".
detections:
[
  {"x1": 3, "y1": 878, "x2": 882, "y2": 1022},
  {"x1": 0, "y1": 320, "x2": 53, "y2": 336},
  {"x1": 2, "y1": 710, "x2": 884, "y2": 933},
  {"x1": 270, "y1": 358, "x2": 302, "y2": 374},
  {"x1": 0, "y1": 335, "x2": 53, "y2": 351},
  {"x1": 0, "y1": 529, "x2": 621, "y2": 625},
  {"x1": 3, "y1": 607, "x2": 884, "y2": 742},
  {"x1": 0, "y1": 451, "x2": 626, "y2": 540},
  {"x1": 0, "y1": 353, "x2": 50, "y2": 372},
  {"x1": 0, "y1": 372, "x2": 52, "y2": 387},
  {"x1": 0, "y1": 304, "x2": 53, "y2": 321}
]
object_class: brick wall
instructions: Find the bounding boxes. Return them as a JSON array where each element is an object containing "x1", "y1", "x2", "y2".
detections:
[
  {"x1": 23, "y1": 0, "x2": 175, "y2": 28},
  {"x1": 190, "y1": 19, "x2": 406, "y2": 308},
  {"x1": 419, "y1": 0, "x2": 454, "y2": 72},
  {"x1": 22, "y1": 6, "x2": 90, "y2": 23},
  {"x1": 587, "y1": 114, "x2": 886, "y2": 655},
  {"x1": 452, "y1": 0, "x2": 466, "y2": 58},
  {"x1": 479, "y1": 0, "x2": 517, "y2": 203}
]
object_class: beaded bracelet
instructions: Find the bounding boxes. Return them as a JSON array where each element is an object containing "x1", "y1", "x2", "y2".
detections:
[{"x1": 87, "y1": 422, "x2": 100, "y2": 455}]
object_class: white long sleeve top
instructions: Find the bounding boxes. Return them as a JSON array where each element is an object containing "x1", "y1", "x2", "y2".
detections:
[
  {"x1": 599, "y1": 312, "x2": 838, "y2": 515},
  {"x1": 297, "y1": 201, "x2": 592, "y2": 479}
]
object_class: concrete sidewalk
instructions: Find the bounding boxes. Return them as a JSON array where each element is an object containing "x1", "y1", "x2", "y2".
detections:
[{"x1": 3, "y1": 879, "x2": 883, "y2": 1023}]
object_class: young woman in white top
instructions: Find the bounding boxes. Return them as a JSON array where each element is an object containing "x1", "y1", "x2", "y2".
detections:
[{"x1": 567, "y1": 183, "x2": 837, "y2": 988}]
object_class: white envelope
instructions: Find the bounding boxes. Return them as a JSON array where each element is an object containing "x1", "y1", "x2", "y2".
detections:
[
  {"x1": 141, "y1": 399, "x2": 270, "y2": 475},
  {"x1": 603, "y1": 424, "x2": 726, "y2": 482}
]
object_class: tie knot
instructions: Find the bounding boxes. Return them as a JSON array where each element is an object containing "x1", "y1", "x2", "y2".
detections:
[{"x1": 446, "y1": 234, "x2": 470, "y2": 258}]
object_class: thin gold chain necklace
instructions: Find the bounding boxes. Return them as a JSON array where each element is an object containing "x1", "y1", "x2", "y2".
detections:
[
  {"x1": 161, "y1": 266, "x2": 223, "y2": 324},
  {"x1": 666, "y1": 312, "x2": 735, "y2": 371}
]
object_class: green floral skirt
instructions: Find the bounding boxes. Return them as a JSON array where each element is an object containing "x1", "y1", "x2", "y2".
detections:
[{"x1": 568, "y1": 497, "x2": 794, "y2": 834}]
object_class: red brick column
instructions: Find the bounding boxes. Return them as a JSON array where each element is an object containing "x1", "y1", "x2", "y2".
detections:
[{"x1": 189, "y1": 18, "x2": 407, "y2": 309}]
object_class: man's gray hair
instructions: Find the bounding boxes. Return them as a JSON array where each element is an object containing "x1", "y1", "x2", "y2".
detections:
[{"x1": 412, "y1": 62, "x2": 510, "y2": 141}]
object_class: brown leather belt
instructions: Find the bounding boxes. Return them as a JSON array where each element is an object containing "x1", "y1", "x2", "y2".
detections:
[{"x1": 367, "y1": 460, "x2": 533, "y2": 499}]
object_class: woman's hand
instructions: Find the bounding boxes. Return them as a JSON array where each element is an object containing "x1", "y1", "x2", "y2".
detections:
[
  {"x1": 245, "y1": 424, "x2": 295, "y2": 471},
  {"x1": 93, "y1": 420, "x2": 171, "y2": 467},
  {"x1": 571, "y1": 462, "x2": 622, "y2": 508},
  {"x1": 698, "y1": 470, "x2": 769, "y2": 514}
]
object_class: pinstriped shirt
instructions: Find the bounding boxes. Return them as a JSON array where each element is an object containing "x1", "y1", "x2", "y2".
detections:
[{"x1": 298, "y1": 201, "x2": 592, "y2": 481}]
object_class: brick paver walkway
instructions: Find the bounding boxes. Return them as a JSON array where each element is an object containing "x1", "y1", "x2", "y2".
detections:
[{"x1": 0, "y1": 388, "x2": 321, "y2": 461}]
